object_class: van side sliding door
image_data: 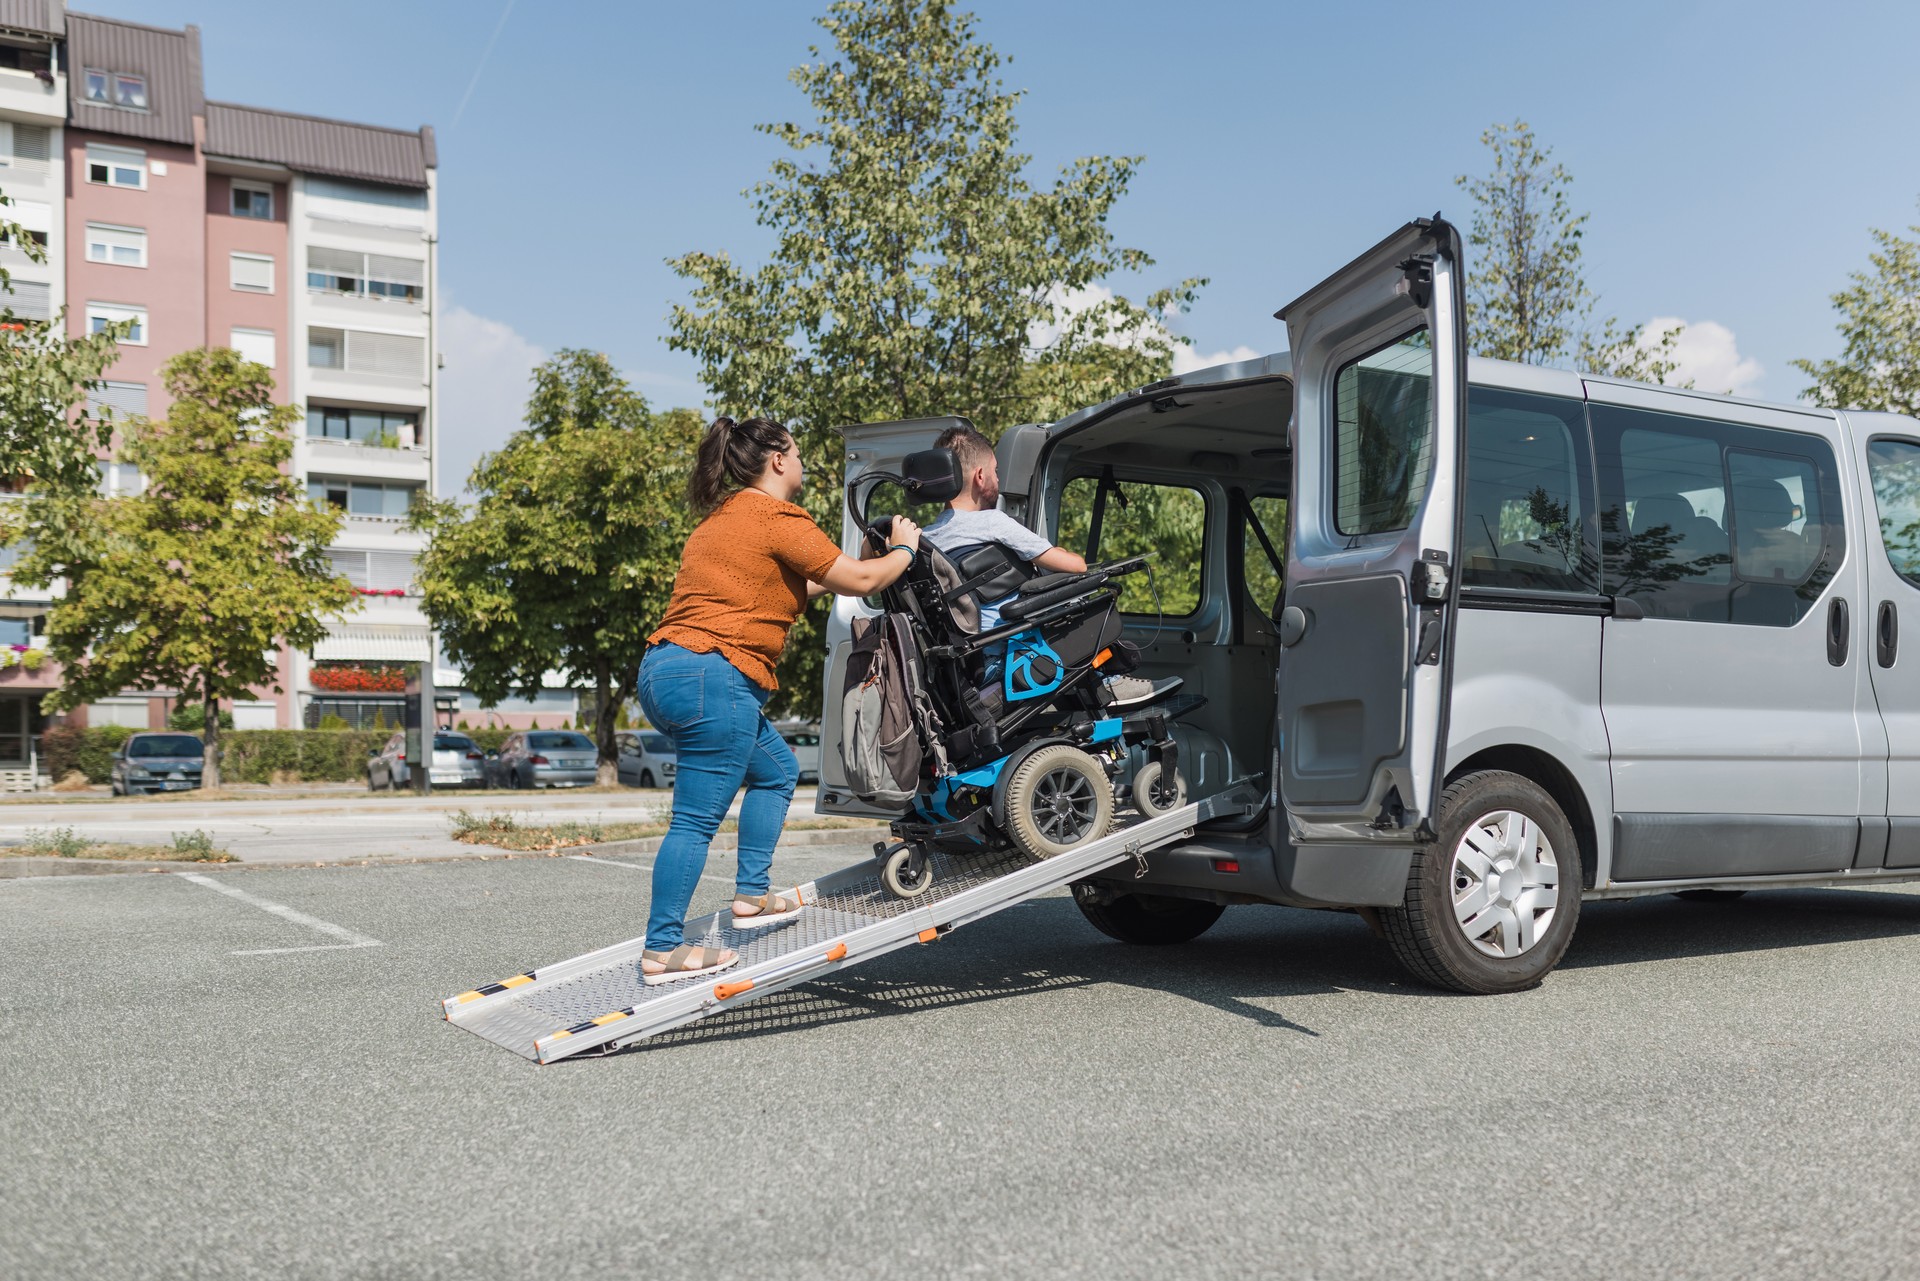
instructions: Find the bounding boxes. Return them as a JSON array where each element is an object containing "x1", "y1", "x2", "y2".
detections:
[{"x1": 1276, "y1": 218, "x2": 1467, "y2": 844}]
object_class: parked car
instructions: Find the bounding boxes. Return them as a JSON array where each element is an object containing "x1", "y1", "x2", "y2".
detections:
[
  {"x1": 366, "y1": 731, "x2": 487, "y2": 791},
  {"x1": 485, "y1": 730, "x2": 598, "y2": 789},
  {"x1": 780, "y1": 727, "x2": 821, "y2": 785},
  {"x1": 110, "y1": 732, "x2": 205, "y2": 796},
  {"x1": 615, "y1": 730, "x2": 677, "y2": 789}
]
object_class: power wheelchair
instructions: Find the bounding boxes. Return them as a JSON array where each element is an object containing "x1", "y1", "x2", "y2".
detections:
[{"x1": 849, "y1": 447, "x2": 1199, "y2": 898}]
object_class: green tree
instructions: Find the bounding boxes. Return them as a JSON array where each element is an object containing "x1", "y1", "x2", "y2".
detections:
[
  {"x1": 1456, "y1": 120, "x2": 1689, "y2": 385},
  {"x1": 0, "y1": 186, "x2": 125, "y2": 500},
  {"x1": 667, "y1": 0, "x2": 1200, "y2": 712},
  {"x1": 15, "y1": 349, "x2": 355, "y2": 785},
  {"x1": 1793, "y1": 209, "x2": 1920, "y2": 415},
  {"x1": 411, "y1": 351, "x2": 702, "y2": 785}
]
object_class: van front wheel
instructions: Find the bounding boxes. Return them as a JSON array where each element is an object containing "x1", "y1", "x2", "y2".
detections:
[{"x1": 1379, "y1": 770, "x2": 1581, "y2": 995}]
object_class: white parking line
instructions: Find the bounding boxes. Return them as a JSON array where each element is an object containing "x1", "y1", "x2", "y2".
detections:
[
  {"x1": 565, "y1": 853, "x2": 738, "y2": 887},
  {"x1": 175, "y1": 871, "x2": 383, "y2": 955}
]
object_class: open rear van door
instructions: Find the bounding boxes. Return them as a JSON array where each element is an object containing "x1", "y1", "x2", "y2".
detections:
[
  {"x1": 1275, "y1": 218, "x2": 1467, "y2": 844},
  {"x1": 816, "y1": 416, "x2": 969, "y2": 817}
]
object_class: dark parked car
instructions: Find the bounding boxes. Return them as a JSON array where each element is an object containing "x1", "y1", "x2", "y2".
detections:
[
  {"x1": 485, "y1": 730, "x2": 598, "y2": 789},
  {"x1": 110, "y1": 732, "x2": 205, "y2": 796},
  {"x1": 367, "y1": 731, "x2": 487, "y2": 791},
  {"x1": 615, "y1": 730, "x2": 678, "y2": 789}
]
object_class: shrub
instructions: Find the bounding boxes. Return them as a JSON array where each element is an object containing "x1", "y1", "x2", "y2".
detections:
[
  {"x1": 169, "y1": 829, "x2": 220, "y2": 859},
  {"x1": 217, "y1": 729, "x2": 388, "y2": 783},
  {"x1": 317, "y1": 713, "x2": 349, "y2": 730},
  {"x1": 25, "y1": 825, "x2": 91, "y2": 857},
  {"x1": 43, "y1": 723, "x2": 137, "y2": 783},
  {"x1": 167, "y1": 704, "x2": 235, "y2": 731},
  {"x1": 467, "y1": 727, "x2": 511, "y2": 753}
]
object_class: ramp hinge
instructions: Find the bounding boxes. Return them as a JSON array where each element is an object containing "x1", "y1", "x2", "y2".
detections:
[{"x1": 1124, "y1": 840, "x2": 1148, "y2": 879}]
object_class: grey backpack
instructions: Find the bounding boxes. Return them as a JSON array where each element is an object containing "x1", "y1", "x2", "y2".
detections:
[{"x1": 840, "y1": 613, "x2": 943, "y2": 809}]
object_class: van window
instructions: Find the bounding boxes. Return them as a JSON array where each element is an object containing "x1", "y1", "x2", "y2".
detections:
[
  {"x1": 1056, "y1": 476, "x2": 1205, "y2": 616},
  {"x1": 1334, "y1": 331, "x2": 1431, "y2": 536},
  {"x1": 1592, "y1": 405, "x2": 1844, "y2": 625},
  {"x1": 1867, "y1": 438, "x2": 1920, "y2": 588},
  {"x1": 1462, "y1": 388, "x2": 1597, "y2": 593},
  {"x1": 1240, "y1": 495, "x2": 1287, "y2": 616}
]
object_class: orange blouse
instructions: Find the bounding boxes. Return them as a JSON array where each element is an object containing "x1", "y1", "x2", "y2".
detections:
[{"x1": 648, "y1": 488, "x2": 843, "y2": 691}]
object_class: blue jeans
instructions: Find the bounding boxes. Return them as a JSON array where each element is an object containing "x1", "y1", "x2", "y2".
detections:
[{"x1": 637, "y1": 643, "x2": 799, "y2": 951}]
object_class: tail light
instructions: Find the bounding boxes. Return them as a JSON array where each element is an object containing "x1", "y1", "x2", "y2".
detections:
[
  {"x1": 466, "y1": 751, "x2": 483, "y2": 760},
  {"x1": 528, "y1": 754, "x2": 550, "y2": 765},
  {"x1": 396, "y1": 754, "x2": 405, "y2": 762}
]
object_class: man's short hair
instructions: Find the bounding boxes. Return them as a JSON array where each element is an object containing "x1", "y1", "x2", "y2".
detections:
[{"x1": 935, "y1": 424, "x2": 995, "y2": 475}]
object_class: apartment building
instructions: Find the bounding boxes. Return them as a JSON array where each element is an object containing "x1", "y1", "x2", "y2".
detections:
[{"x1": 0, "y1": 5, "x2": 441, "y2": 770}]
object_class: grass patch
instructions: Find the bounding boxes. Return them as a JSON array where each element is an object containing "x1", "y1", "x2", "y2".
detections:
[
  {"x1": 6, "y1": 824, "x2": 237, "y2": 862},
  {"x1": 446, "y1": 809, "x2": 881, "y2": 852}
]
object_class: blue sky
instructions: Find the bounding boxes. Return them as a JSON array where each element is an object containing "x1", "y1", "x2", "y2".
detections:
[{"x1": 109, "y1": 0, "x2": 1920, "y2": 488}]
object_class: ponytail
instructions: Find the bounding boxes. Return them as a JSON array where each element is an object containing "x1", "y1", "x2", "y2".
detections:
[{"x1": 688, "y1": 415, "x2": 792, "y2": 517}]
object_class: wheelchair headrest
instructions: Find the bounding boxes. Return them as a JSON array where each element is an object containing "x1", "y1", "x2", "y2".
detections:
[{"x1": 901, "y1": 448, "x2": 965, "y2": 503}]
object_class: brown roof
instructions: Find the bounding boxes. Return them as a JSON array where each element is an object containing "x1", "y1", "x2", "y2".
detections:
[
  {"x1": 65, "y1": 12, "x2": 201, "y2": 146},
  {"x1": 0, "y1": 1, "x2": 63, "y2": 36},
  {"x1": 205, "y1": 101, "x2": 434, "y2": 189}
]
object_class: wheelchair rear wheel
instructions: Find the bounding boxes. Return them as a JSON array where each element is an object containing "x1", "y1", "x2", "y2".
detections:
[{"x1": 1003, "y1": 743, "x2": 1114, "y2": 860}]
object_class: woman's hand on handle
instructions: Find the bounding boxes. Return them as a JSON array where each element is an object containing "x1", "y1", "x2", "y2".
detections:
[{"x1": 818, "y1": 514, "x2": 923, "y2": 597}]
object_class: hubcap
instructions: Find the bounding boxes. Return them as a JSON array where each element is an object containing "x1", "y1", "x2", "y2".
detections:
[
  {"x1": 1032, "y1": 766, "x2": 1098, "y2": 844},
  {"x1": 1449, "y1": 809, "x2": 1559, "y2": 960}
]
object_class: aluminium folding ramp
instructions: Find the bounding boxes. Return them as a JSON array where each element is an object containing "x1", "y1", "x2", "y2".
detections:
[{"x1": 443, "y1": 786, "x2": 1259, "y2": 1064}]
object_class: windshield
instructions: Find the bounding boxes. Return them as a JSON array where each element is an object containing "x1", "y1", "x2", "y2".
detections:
[
  {"x1": 529, "y1": 732, "x2": 593, "y2": 750},
  {"x1": 129, "y1": 735, "x2": 203, "y2": 758}
]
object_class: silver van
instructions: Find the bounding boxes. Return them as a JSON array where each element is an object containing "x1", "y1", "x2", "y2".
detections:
[{"x1": 819, "y1": 217, "x2": 1920, "y2": 995}]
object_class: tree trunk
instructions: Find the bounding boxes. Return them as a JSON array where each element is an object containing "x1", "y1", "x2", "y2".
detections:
[
  {"x1": 200, "y1": 680, "x2": 222, "y2": 790},
  {"x1": 594, "y1": 657, "x2": 616, "y2": 787}
]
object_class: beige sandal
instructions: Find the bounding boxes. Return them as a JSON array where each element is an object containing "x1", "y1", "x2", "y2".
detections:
[
  {"x1": 730, "y1": 889, "x2": 805, "y2": 928},
  {"x1": 640, "y1": 944, "x2": 738, "y2": 985}
]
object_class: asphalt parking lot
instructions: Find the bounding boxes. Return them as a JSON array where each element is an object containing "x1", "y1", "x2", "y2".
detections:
[{"x1": 8, "y1": 843, "x2": 1920, "y2": 1280}]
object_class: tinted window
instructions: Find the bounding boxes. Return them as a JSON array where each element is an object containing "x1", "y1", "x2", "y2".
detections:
[
  {"x1": 1592, "y1": 405, "x2": 1843, "y2": 626},
  {"x1": 434, "y1": 735, "x2": 473, "y2": 751},
  {"x1": 1334, "y1": 332, "x2": 1431, "y2": 536},
  {"x1": 1462, "y1": 389, "x2": 1598, "y2": 593},
  {"x1": 528, "y1": 732, "x2": 592, "y2": 750},
  {"x1": 129, "y1": 735, "x2": 202, "y2": 758},
  {"x1": 1057, "y1": 476, "x2": 1207, "y2": 616},
  {"x1": 783, "y1": 732, "x2": 820, "y2": 747},
  {"x1": 640, "y1": 733, "x2": 670, "y2": 753},
  {"x1": 1867, "y1": 438, "x2": 1920, "y2": 589}
]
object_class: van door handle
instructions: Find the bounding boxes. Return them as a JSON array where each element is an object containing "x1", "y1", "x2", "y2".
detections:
[
  {"x1": 1828, "y1": 597, "x2": 1850, "y2": 667},
  {"x1": 1879, "y1": 600, "x2": 1899, "y2": 668}
]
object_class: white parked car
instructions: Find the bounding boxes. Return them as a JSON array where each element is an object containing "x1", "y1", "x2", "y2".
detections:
[{"x1": 615, "y1": 730, "x2": 678, "y2": 789}]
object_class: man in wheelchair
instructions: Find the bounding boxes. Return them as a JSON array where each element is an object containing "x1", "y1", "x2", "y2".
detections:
[
  {"x1": 922, "y1": 423, "x2": 1179, "y2": 710},
  {"x1": 845, "y1": 441, "x2": 1199, "y2": 899}
]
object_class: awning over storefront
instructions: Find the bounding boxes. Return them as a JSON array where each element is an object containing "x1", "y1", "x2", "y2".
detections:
[{"x1": 312, "y1": 625, "x2": 432, "y2": 663}]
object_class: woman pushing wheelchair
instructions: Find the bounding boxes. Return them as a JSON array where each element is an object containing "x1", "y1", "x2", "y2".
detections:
[{"x1": 637, "y1": 415, "x2": 919, "y2": 985}]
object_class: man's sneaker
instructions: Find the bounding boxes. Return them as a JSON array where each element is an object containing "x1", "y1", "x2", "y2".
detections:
[{"x1": 1103, "y1": 674, "x2": 1182, "y2": 709}]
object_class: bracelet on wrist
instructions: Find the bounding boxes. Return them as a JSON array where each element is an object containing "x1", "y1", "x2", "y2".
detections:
[{"x1": 889, "y1": 543, "x2": 915, "y2": 560}]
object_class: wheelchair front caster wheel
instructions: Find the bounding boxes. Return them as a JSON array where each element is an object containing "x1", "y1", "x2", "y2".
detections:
[
  {"x1": 1131, "y1": 760, "x2": 1187, "y2": 819},
  {"x1": 881, "y1": 843, "x2": 934, "y2": 899}
]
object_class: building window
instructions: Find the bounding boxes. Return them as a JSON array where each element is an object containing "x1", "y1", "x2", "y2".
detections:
[
  {"x1": 306, "y1": 405, "x2": 419, "y2": 446},
  {"x1": 85, "y1": 144, "x2": 146, "y2": 189},
  {"x1": 96, "y1": 461, "x2": 144, "y2": 497},
  {"x1": 84, "y1": 68, "x2": 147, "y2": 111},
  {"x1": 86, "y1": 303, "x2": 146, "y2": 346},
  {"x1": 310, "y1": 480, "x2": 421, "y2": 520},
  {"x1": 304, "y1": 176, "x2": 429, "y2": 211},
  {"x1": 0, "y1": 44, "x2": 54, "y2": 76},
  {"x1": 229, "y1": 252, "x2": 274, "y2": 294},
  {"x1": 85, "y1": 223, "x2": 147, "y2": 268},
  {"x1": 5, "y1": 280, "x2": 49, "y2": 322},
  {"x1": 306, "y1": 326, "x2": 425, "y2": 379},
  {"x1": 0, "y1": 122, "x2": 52, "y2": 177},
  {"x1": 231, "y1": 181, "x2": 273, "y2": 220},
  {"x1": 230, "y1": 328, "x2": 274, "y2": 369},
  {"x1": 87, "y1": 381, "x2": 148, "y2": 419},
  {"x1": 306, "y1": 247, "x2": 425, "y2": 304}
]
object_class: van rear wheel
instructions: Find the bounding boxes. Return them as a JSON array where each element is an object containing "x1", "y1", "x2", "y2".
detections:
[
  {"x1": 1379, "y1": 770, "x2": 1581, "y2": 995},
  {"x1": 1072, "y1": 885, "x2": 1223, "y2": 944}
]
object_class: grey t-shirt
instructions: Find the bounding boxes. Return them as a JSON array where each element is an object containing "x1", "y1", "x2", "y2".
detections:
[{"x1": 923, "y1": 507, "x2": 1055, "y2": 633}]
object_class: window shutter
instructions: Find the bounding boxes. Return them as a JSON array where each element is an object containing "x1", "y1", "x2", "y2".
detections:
[
  {"x1": 346, "y1": 330, "x2": 424, "y2": 379},
  {"x1": 88, "y1": 381, "x2": 147, "y2": 418},
  {"x1": 308, "y1": 245, "x2": 364, "y2": 276},
  {"x1": 10, "y1": 199, "x2": 49, "y2": 233},
  {"x1": 230, "y1": 253, "x2": 273, "y2": 292},
  {"x1": 230, "y1": 328, "x2": 275, "y2": 368},
  {"x1": 7, "y1": 280, "x2": 49, "y2": 321},
  {"x1": 366, "y1": 253, "x2": 425, "y2": 287},
  {"x1": 324, "y1": 549, "x2": 369, "y2": 589},
  {"x1": 366, "y1": 551, "x2": 417, "y2": 592}
]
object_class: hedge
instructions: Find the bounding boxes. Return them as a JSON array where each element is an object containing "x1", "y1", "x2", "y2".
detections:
[{"x1": 44, "y1": 726, "x2": 390, "y2": 784}]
